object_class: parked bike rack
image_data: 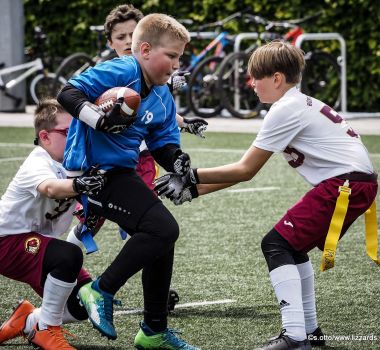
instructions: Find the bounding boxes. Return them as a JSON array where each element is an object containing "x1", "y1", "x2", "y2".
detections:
[
  {"x1": 295, "y1": 33, "x2": 380, "y2": 119},
  {"x1": 232, "y1": 32, "x2": 379, "y2": 119},
  {"x1": 295, "y1": 33, "x2": 347, "y2": 112},
  {"x1": 189, "y1": 32, "x2": 218, "y2": 40}
]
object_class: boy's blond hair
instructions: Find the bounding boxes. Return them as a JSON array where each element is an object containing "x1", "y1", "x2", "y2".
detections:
[
  {"x1": 132, "y1": 13, "x2": 190, "y2": 54},
  {"x1": 248, "y1": 41, "x2": 305, "y2": 84},
  {"x1": 34, "y1": 99, "x2": 66, "y2": 135}
]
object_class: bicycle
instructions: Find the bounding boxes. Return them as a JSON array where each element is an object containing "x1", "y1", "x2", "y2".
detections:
[
  {"x1": 177, "y1": 11, "x2": 252, "y2": 118},
  {"x1": 53, "y1": 25, "x2": 116, "y2": 91},
  {"x1": 217, "y1": 11, "x2": 341, "y2": 119},
  {"x1": 0, "y1": 26, "x2": 64, "y2": 106}
]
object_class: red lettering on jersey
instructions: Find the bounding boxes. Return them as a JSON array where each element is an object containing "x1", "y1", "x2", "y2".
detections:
[
  {"x1": 284, "y1": 146, "x2": 305, "y2": 168},
  {"x1": 320, "y1": 105, "x2": 359, "y2": 138}
]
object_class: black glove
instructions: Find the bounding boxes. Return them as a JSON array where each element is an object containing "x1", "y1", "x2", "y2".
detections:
[
  {"x1": 173, "y1": 152, "x2": 191, "y2": 176},
  {"x1": 181, "y1": 117, "x2": 208, "y2": 138},
  {"x1": 167, "y1": 71, "x2": 190, "y2": 93},
  {"x1": 96, "y1": 97, "x2": 136, "y2": 133},
  {"x1": 73, "y1": 206, "x2": 105, "y2": 235},
  {"x1": 154, "y1": 168, "x2": 199, "y2": 198},
  {"x1": 154, "y1": 173, "x2": 184, "y2": 199},
  {"x1": 72, "y1": 167, "x2": 107, "y2": 195},
  {"x1": 172, "y1": 183, "x2": 199, "y2": 205}
]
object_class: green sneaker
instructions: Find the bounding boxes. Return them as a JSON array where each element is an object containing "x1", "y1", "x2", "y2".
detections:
[
  {"x1": 134, "y1": 321, "x2": 200, "y2": 350},
  {"x1": 77, "y1": 278, "x2": 121, "y2": 340}
]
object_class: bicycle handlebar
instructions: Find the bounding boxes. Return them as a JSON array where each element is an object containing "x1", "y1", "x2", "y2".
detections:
[
  {"x1": 197, "y1": 10, "x2": 248, "y2": 31},
  {"x1": 90, "y1": 25, "x2": 105, "y2": 33},
  {"x1": 179, "y1": 19, "x2": 194, "y2": 26},
  {"x1": 244, "y1": 10, "x2": 324, "y2": 31}
]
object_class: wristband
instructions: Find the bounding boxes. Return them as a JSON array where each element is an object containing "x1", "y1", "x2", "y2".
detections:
[
  {"x1": 189, "y1": 183, "x2": 199, "y2": 198},
  {"x1": 190, "y1": 168, "x2": 200, "y2": 184},
  {"x1": 78, "y1": 102, "x2": 104, "y2": 129}
]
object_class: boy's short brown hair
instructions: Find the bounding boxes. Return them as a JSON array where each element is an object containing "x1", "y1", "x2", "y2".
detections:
[
  {"x1": 248, "y1": 41, "x2": 305, "y2": 84},
  {"x1": 34, "y1": 99, "x2": 66, "y2": 135},
  {"x1": 104, "y1": 4, "x2": 144, "y2": 41},
  {"x1": 132, "y1": 13, "x2": 190, "y2": 54}
]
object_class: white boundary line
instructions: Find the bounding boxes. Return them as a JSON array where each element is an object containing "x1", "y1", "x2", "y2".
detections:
[
  {"x1": 228, "y1": 186, "x2": 280, "y2": 193},
  {"x1": 187, "y1": 147, "x2": 245, "y2": 154},
  {"x1": 0, "y1": 157, "x2": 25, "y2": 163},
  {"x1": 0, "y1": 142, "x2": 34, "y2": 148},
  {"x1": 115, "y1": 299, "x2": 236, "y2": 316}
]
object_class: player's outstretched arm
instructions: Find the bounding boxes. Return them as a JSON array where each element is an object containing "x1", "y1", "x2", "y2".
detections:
[
  {"x1": 154, "y1": 146, "x2": 273, "y2": 204},
  {"x1": 37, "y1": 170, "x2": 106, "y2": 199},
  {"x1": 196, "y1": 146, "x2": 273, "y2": 184}
]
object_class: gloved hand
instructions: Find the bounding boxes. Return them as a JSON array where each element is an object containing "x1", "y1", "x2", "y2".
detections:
[
  {"x1": 72, "y1": 166, "x2": 107, "y2": 195},
  {"x1": 73, "y1": 204, "x2": 105, "y2": 232},
  {"x1": 172, "y1": 183, "x2": 199, "y2": 205},
  {"x1": 173, "y1": 152, "x2": 191, "y2": 176},
  {"x1": 154, "y1": 168, "x2": 199, "y2": 199},
  {"x1": 96, "y1": 97, "x2": 136, "y2": 133},
  {"x1": 167, "y1": 71, "x2": 190, "y2": 93},
  {"x1": 181, "y1": 117, "x2": 208, "y2": 138},
  {"x1": 154, "y1": 173, "x2": 183, "y2": 199}
]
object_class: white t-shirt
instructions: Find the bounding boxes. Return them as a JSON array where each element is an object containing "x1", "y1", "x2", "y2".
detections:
[
  {"x1": 0, "y1": 147, "x2": 76, "y2": 237},
  {"x1": 253, "y1": 87, "x2": 374, "y2": 186}
]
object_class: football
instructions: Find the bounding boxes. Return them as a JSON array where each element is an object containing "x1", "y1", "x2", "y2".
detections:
[{"x1": 95, "y1": 87, "x2": 141, "y2": 117}]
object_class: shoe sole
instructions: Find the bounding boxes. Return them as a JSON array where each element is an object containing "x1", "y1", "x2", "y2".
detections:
[{"x1": 0, "y1": 300, "x2": 33, "y2": 344}]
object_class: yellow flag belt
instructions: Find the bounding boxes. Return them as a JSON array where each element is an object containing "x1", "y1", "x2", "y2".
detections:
[{"x1": 320, "y1": 180, "x2": 379, "y2": 271}]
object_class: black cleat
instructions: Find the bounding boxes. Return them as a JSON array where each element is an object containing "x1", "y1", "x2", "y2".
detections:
[
  {"x1": 255, "y1": 330, "x2": 312, "y2": 350},
  {"x1": 307, "y1": 327, "x2": 326, "y2": 346}
]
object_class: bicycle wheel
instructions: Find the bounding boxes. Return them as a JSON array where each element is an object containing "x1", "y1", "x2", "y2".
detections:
[
  {"x1": 301, "y1": 51, "x2": 341, "y2": 110},
  {"x1": 217, "y1": 52, "x2": 262, "y2": 119},
  {"x1": 30, "y1": 73, "x2": 63, "y2": 104},
  {"x1": 187, "y1": 55, "x2": 224, "y2": 118},
  {"x1": 54, "y1": 53, "x2": 94, "y2": 91}
]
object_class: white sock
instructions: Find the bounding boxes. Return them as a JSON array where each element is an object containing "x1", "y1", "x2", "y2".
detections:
[
  {"x1": 39, "y1": 274, "x2": 76, "y2": 329},
  {"x1": 66, "y1": 225, "x2": 83, "y2": 247},
  {"x1": 297, "y1": 261, "x2": 318, "y2": 334},
  {"x1": 270, "y1": 265, "x2": 306, "y2": 341},
  {"x1": 62, "y1": 304, "x2": 81, "y2": 324},
  {"x1": 24, "y1": 308, "x2": 41, "y2": 334}
]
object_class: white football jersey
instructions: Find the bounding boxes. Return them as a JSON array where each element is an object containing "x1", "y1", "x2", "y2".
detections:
[
  {"x1": 253, "y1": 87, "x2": 374, "y2": 186},
  {"x1": 0, "y1": 147, "x2": 76, "y2": 237}
]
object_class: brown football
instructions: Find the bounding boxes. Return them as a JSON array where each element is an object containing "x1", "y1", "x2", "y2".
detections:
[{"x1": 95, "y1": 87, "x2": 141, "y2": 117}]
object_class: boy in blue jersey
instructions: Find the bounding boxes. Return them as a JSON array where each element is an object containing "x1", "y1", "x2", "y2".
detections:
[{"x1": 57, "y1": 13, "x2": 199, "y2": 350}]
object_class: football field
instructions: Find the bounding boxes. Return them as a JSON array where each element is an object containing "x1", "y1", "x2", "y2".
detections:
[{"x1": 0, "y1": 128, "x2": 379, "y2": 349}]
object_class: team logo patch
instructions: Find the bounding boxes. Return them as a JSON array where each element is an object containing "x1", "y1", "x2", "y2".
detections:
[{"x1": 24, "y1": 237, "x2": 41, "y2": 254}]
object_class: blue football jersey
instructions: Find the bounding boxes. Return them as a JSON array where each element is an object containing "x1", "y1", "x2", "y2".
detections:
[{"x1": 63, "y1": 55, "x2": 180, "y2": 173}]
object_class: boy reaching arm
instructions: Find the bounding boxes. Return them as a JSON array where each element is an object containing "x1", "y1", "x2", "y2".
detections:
[{"x1": 155, "y1": 41, "x2": 377, "y2": 350}]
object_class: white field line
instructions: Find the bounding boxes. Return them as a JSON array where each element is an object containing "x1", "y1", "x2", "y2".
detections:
[
  {"x1": 0, "y1": 143, "x2": 34, "y2": 148},
  {"x1": 0, "y1": 157, "x2": 25, "y2": 162},
  {"x1": 115, "y1": 299, "x2": 236, "y2": 316},
  {"x1": 227, "y1": 187, "x2": 280, "y2": 193},
  {"x1": 1, "y1": 143, "x2": 380, "y2": 162},
  {"x1": 187, "y1": 147, "x2": 245, "y2": 154}
]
